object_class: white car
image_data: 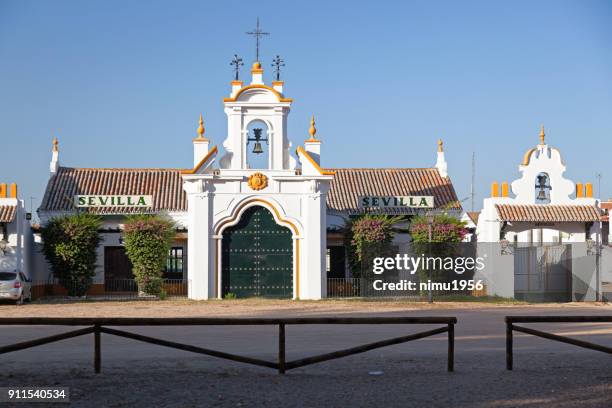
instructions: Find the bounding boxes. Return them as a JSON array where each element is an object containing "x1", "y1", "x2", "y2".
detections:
[{"x1": 0, "y1": 272, "x2": 32, "y2": 304}]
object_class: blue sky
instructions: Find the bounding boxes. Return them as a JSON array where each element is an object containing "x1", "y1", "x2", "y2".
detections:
[{"x1": 1, "y1": 0, "x2": 611, "y2": 214}]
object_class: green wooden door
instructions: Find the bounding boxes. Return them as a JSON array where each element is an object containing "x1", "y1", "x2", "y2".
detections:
[{"x1": 222, "y1": 206, "x2": 293, "y2": 298}]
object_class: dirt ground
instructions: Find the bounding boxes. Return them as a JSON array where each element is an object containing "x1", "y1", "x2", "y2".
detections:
[
  {"x1": 1, "y1": 298, "x2": 609, "y2": 318},
  {"x1": 0, "y1": 300, "x2": 611, "y2": 408}
]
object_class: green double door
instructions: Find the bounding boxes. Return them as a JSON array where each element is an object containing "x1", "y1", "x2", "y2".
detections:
[{"x1": 221, "y1": 206, "x2": 293, "y2": 298}]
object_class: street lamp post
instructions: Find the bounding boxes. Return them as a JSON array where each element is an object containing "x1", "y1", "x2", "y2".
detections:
[{"x1": 427, "y1": 213, "x2": 434, "y2": 304}]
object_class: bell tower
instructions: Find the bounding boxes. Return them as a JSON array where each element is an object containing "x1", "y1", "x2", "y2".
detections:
[
  {"x1": 219, "y1": 61, "x2": 295, "y2": 171},
  {"x1": 182, "y1": 19, "x2": 333, "y2": 301}
]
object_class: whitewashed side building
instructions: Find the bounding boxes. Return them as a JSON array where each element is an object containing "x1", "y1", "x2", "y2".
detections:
[
  {"x1": 0, "y1": 183, "x2": 33, "y2": 277},
  {"x1": 475, "y1": 128, "x2": 606, "y2": 301}
]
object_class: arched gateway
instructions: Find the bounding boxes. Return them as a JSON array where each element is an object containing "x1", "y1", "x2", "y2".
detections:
[
  {"x1": 181, "y1": 57, "x2": 332, "y2": 300},
  {"x1": 221, "y1": 205, "x2": 293, "y2": 298}
]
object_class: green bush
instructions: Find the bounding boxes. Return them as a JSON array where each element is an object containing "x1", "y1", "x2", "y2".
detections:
[
  {"x1": 41, "y1": 213, "x2": 101, "y2": 296},
  {"x1": 123, "y1": 215, "x2": 175, "y2": 296},
  {"x1": 345, "y1": 214, "x2": 403, "y2": 278}
]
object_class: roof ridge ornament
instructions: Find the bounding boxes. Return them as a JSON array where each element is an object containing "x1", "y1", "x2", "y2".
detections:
[
  {"x1": 197, "y1": 113, "x2": 206, "y2": 139},
  {"x1": 271, "y1": 55, "x2": 285, "y2": 81},
  {"x1": 539, "y1": 125, "x2": 545, "y2": 145},
  {"x1": 50, "y1": 135, "x2": 60, "y2": 174},
  {"x1": 438, "y1": 138, "x2": 444, "y2": 152},
  {"x1": 308, "y1": 115, "x2": 317, "y2": 141},
  {"x1": 230, "y1": 54, "x2": 244, "y2": 81}
]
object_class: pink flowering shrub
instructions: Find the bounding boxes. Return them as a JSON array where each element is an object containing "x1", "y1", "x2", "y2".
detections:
[
  {"x1": 409, "y1": 214, "x2": 467, "y2": 243},
  {"x1": 346, "y1": 214, "x2": 403, "y2": 276}
]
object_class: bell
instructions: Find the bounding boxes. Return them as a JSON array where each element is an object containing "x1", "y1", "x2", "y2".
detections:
[
  {"x1": 537, "y1": 189, "x2": 547, "y2": 200},
  {"x1": 252, "y1": 141, "x2": 264, "y2": 154}
]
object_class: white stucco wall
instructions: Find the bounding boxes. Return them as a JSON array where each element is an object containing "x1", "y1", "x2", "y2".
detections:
[
  {"x1": 0, "y1": 198, "x2": 31, "y2": 277},
  {"x1": 474, "y1": 136, "x2": 603, "y2": 300}
]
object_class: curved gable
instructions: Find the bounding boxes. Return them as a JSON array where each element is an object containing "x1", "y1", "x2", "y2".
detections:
[{"x1": 224, "y1": 85, "x2": 292, "y2": 103}]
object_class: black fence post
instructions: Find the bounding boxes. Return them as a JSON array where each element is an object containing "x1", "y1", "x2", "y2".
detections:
[
  {"x1": 0, "y1": 316, "x2": 458, "y2": 374},
  {"x1": 278, "y1": 323, "x2": 286, "y2": 374},
  {"x1": 94, "y1": 324, "x2": 101, "y2": 374},
  {"x1": 506, "y1": 321, "x2": 513, "y2": 371},
  {"x1": 448, "y1": 322, "x2": 454, "y2": 372}
]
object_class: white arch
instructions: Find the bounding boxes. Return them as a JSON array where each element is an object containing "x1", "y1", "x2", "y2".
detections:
[{"x1": 214, "y1": 196, "x2": 303, "y2": 238}]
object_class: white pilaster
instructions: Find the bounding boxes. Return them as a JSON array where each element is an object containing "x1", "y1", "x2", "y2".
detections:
[
  {"x1": 193, "y1": 139, "x2": 210, "y2": 167},
  {"x1": 186, "y1": 187, "x2": 212, "y2": 300},
  {"x1": 304, "y1": 140, "x2": 321, "y2": 165},
  {"x1": 300, "y1": 182, "x2": 328, "y2": 299}
]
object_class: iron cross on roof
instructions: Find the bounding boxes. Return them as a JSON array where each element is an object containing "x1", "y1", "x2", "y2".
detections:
[
  {"x1": 230, "y1": 54, "x2": 244, "y2": 80},
  {"x1": 271, "y1": 55, "x2": 285, "y2": 81},
  {"x1": 246, "y1": 17, "x2": 269, "y2": 62}
]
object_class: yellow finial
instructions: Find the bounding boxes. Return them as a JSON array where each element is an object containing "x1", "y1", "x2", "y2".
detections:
[
  {"x1": 251, "y1": 61, "x2": 263, "y2": 74},
  {"x1": 539, "y1": 125, "x2": 545, "y2": 145},
  {"x1": 52, "y1": 137, "x2": 59, "y2": 152},
  {"x1": 308, "y1": 115, "x2": 317, "y2": 140},
  {"x1": 197, "y1": 113, "x2": 205, "y2": 138},
  {"x1": 437, "y1": 139, "x2": 444, "y2": 152}
]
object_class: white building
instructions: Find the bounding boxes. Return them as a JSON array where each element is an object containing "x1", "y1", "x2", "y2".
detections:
[
  {"x1": 36, "y1": 60, "x2": 462, "y2": 300},
  {"x1": 180, "y1": 61, "x2": 333, "y2": 300},
  {"x1": 0, "y1": 183, "x2": 33, "y2": 277},
  {"x1": 475, "y1": 127, "x2": 605, "y2": 301}
]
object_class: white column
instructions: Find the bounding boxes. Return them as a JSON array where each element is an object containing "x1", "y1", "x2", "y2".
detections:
[
  {"x1": 211, "y1": 235, "x2": 222, "y2": 299},
  {"x1": 301, "y1": 185, "x2": 327, "y2": 299},
  {"x1": 187, "y1": 192, "x2": 211, "y2": 300},
  {"x1": 223, "y1": 106, "x2": 243, "y2": 170},
  {"x1": 270, "y1": 108, "x2": 285, "y2": 170}
]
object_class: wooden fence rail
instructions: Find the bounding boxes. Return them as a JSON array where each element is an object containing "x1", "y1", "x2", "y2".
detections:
[
  {"x1": 0, "y1": 316, "x2": 457, "y2": 374},
  {"x1": 505, "y1": 315, "x2": 612, "y2": 370}
]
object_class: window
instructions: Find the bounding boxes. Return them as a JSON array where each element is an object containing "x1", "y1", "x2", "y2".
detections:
[{"x1": 164, "y1": 247, "x2": 184, "y2": 280}]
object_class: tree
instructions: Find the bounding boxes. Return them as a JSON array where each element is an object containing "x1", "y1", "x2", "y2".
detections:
[
  {"x1": 122, "y1": 215, "x2": 175, "y2": 296},
  {"x1": 41, "y1": 213, "x2": 101, "y2": 296},
  {"x1": 409, "y1": 213, "x2": 470, "y2": 292}
]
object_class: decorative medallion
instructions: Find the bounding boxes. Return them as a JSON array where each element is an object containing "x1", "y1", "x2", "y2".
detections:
[{"x1": 248, "y1": 172, "x2": 268, "y2": 191}]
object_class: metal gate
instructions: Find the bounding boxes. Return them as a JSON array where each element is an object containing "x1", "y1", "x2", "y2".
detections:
[
  {"x1": 514, "y1": 244, "x2": 572, "y2": 302},
  {"x1": 221, "y1": 206, "x2": 293, "y2": 298},
  {"x1": 104, "y1": 247, "x2": 136, "y2": 292}
]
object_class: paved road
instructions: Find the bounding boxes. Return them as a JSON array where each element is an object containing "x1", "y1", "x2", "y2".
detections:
[{"x1": 0, "y1": 305, "x2": 611, "y2": 407}]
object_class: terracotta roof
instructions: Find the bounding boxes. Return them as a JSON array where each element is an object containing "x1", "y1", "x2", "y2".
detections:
[
  {"x1": 40, "y1": 167, "x2": 187, "y2": 214},
  {"x1": 467, "y1": 211, "x2": 480, "y2": 225},
  {"x1": 40, "y1": 167, "x2": 460, "y2": 216},
  {"x1": 325, "y1": 168, "x2": 460, "y2": 215},
  {"x1": 0, "y1": 205, "x2": 17, "y2": 222},
  {"x1": 495, "y1": 204, "x2": 601, "y2": 222}
]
